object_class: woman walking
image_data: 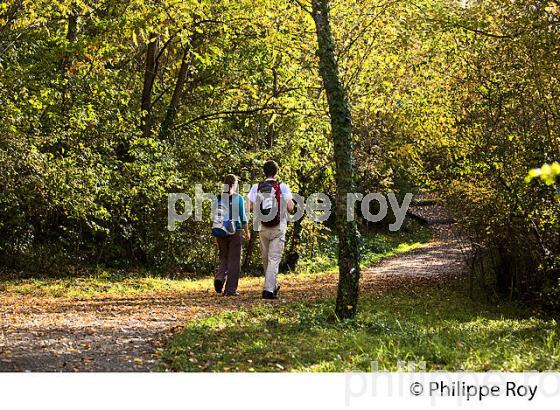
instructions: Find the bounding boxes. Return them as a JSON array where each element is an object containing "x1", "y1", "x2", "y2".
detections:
[{"x1": 212, "y1": 174, "x2": 250, "y2": 296}]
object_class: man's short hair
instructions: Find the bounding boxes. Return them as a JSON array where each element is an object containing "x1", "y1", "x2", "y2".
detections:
[{"x1": 263, "y1": 160, "x2": 279, "y2": 178}]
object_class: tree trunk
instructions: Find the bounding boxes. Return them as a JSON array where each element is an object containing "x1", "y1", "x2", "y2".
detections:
[
  {"x1": 60, "y1": 9, "x2": 78, "y2": 72},
  {"x1": 311, "y1": 0, "x2": 361, "y2": 319},
  {"x1": 66, "y1": 11, "x2": 78, "y2": 43},
  {"x1": 159, "y1": 43, "x2": 191, "y2": 140},
  {"x1": 60, "y1": 9, "x2": 78, "y2": 117},
  {"x1": 281, "y1": 216, "x2": 302, "y2": 272},
  {"x1": 241, "y1": 231, "x2": 256, "y2": 275},
  {"x1": 141, "y1": 35, "x2": 159, "y2": 138},
  {"x1": 282, "y1": 168, "x2": 306, "y2": 272}
]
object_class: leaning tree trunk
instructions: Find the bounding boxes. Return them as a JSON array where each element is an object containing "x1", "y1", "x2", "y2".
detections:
[
  {"x1": 140, "y1": 35, "x2": 159, "y2": 138},
  {"x1": 60, "y1": 9, "x2": 78, "y2": 112},
  {"x1": 159, "y1": 33, "x2": 198, "y2": 140},
  {"x1": 311, "y1": 0, "x2": 361, "y2": 319}
]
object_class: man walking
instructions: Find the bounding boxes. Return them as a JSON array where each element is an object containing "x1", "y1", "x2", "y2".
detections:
[{"x1": 248, "y1": 160, "x2": 294, "y2": 299}]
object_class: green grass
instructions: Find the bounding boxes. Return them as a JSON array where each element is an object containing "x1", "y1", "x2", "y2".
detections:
[
  {"x1": 1, "y1": 223, "x2": 431, "y2": 298},
  {"x1": 161, "y1": 280, "x2": 560, "y2": 372},
  {"x1": 0, "y1": 272, "x2": 208, "y2": 298}
]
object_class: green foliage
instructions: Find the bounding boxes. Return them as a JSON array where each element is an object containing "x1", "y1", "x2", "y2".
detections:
[
  {"x1": 161, "y1": 279, "x2": 560, "y2": 372},
  {"x1": 0, "y1": 0, "x2": 327, "y2": 272},
  {"x1": 527, "y1": 162, "x2": 560, "y2": 189},
  {"x1": 1, "y1": 0, "x2": 559, "y2": 311},
  {"x1": 0, "y1": 0, "x2": 436, "y2": 276},
  {"x1": 414, "y1": 1, "x2": 560, "y2": 299}
]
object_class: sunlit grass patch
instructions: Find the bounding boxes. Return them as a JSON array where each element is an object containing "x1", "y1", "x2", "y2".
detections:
[
  {"x1": 2, "y1": 273, "x2": 210, "y2": 298},
  {"x1": 161, "y1": 280, "x2": 560, "y2": 372}
]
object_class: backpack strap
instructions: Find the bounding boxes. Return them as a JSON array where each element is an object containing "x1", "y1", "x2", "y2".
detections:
[
  {"x1": 272, "y1": 181, "x2": 281, "y2": 208},
  {"x1": 258, "y1": 179, "x2": 280, "y2": 189},
  {"x1": 217, "y1": 193, "x2": 234, "y2": 222}
]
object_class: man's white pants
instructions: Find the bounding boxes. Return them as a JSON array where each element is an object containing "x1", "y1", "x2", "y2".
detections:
[{"x1": 259, "y1": 225, "x2": 286, "y2": 292}]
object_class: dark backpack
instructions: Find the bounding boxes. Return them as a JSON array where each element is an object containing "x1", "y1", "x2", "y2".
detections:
[{"x1": 257, "y1": 180, "x2": 281, "y2": 227}]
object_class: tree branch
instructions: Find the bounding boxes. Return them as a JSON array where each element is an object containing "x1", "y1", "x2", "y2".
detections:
[{"x1": 173, "y1": 105, "x2": 280, "y2": 130}]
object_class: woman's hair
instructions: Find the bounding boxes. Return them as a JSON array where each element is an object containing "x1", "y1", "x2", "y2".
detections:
[{"x1": 223, "y1": 174, "x2": 238, "y2": 194}]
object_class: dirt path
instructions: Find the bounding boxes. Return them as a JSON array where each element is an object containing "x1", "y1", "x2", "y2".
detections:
[{"x1": 0, "y1": 232, "x2": 467, "y2": 372}]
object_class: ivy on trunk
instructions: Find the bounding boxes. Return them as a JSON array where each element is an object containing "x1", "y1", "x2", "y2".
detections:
[{"x1": 311, "y1": 0, "x2": 361, "y2": 319}]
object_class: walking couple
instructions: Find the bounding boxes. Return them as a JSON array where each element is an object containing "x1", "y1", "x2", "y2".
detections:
[{"x1": 211, "y1": 160, "x2": 294, "y2": 299}]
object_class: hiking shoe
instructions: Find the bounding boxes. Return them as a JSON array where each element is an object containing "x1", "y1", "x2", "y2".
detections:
[
  {"x1": 214, "y1": 279, "x2": 224, "y2": 294},
  {"x1": 262, "y1": 290, "x2": 278, "y2": 300},
  {"x1": 223, "y1": 291, "x2": 240, "y2": 297},
  {"x1": 274, "y1": 285, "x2": 280, "y2": 298}
]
